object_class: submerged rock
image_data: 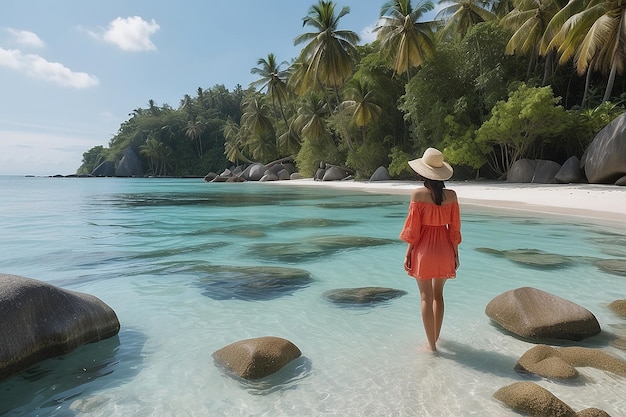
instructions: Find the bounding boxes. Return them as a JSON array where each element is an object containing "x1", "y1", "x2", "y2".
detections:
[
  {"x1": 503, "y1": 249, "x2": 571, "y2": 268},
  {"x1": 476, "y1": 247, "x2": 571, "y2": 268},
  {"x1": 595, "y1": 258, "x2": 626, "y2": 276},
  {"x1": 248, "y1": 235, "x2": 395, "y2": 262},
  {"x1": 485, "y1": 287, "x2": 601, "y2": 341},
  {"x1": 195, "y1": 265, "x2": 314, "y2": 301},
  {"x1": 276, "y1": 218, "x2": 356, "y2": 229},
  {"x1": 323, "y1": 287, "x2": 407, "y2": 306},
  {"x1": 0, "y1": 274, "x2": 120, "y2": 380},
  {"x1": 213, "y1": 336, "x2": 301, "y2": 380},
  {"x1": 608, "y1": 299, "x2": 626, "y2": 317}
]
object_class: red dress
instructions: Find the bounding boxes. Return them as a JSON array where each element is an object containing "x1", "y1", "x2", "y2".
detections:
[{"x1": 400, "y1": 201, "x2": 462, "y2": 280}]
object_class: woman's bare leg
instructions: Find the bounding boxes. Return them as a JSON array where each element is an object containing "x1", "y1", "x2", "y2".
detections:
[
  {"x1": 416, "y1": 279, "x2": 437, "y2": 351},
  {"x1": 432, "y1": 278, "x2": 447, "y2": 342}
]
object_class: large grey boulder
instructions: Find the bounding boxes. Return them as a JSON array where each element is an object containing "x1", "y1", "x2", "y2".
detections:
[
  {"x1": 532, "y1": 160, "x2": 561, "y2": 183},
  {"x1": 555, "y1": 156, "x2": 584, "y2": 183},
  {"x1": 507, "y1": 159, "x2": 562, "y2": 183},
  {"x1": 507, "y1": 159, "x2": 538, "y2": 183},
  {"x1": 116, "y1": 147, "x2": 143, "y2": 177},
  {"x1": 259, "y1": 171, "x2": 279, "y2": 182},
  {"x1": 322, "y1": 166, "x2": 350, "y2": 181},
  {"x1": 212, "y1": 336, "x2": 301, "y2": 380},
  {"x1": 582, "y1": 112, "x2": 626, "y2": 184},
  {"x1": 277, "y1": 169, "x2": 291, "y2": 180},
  {"x1": 485, "y1": 287, "x2": 601, "y2": 341},
  {"x1": 91, "y1": 160, "x2": 116, "y2": 177},
  {"x1": 0, "y1": 274, "x2": 120, "y2": 380},
  {"x1": 244, "y1": 163, "x2": 267, "y2": 181},
  {"x1": 369, "y1": 166, "x2": 391, "y2": 182}
]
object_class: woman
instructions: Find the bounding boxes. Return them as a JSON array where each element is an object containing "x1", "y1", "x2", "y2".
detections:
[{"x1": 400, "y1": 148, "x2": 461, "y2": 352}]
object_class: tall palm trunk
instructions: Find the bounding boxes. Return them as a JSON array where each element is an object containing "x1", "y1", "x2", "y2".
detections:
[
  {"x1": 603, "y1": 60, "x2": 618, "y2": 103},
  {"x1": 581, "y1": 64, "x2": 593, "y2": 108}
]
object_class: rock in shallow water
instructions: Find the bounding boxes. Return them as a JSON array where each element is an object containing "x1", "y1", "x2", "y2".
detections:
[
  {"x1": 195, "y1": 265, "x2": 314, "y2": 301},
  {"x1": 493, "y1": 381, "x2": 610, "y2": 417},
  {"x1": 515, "y1": 344, "x2": 626, "y2": 380},
  {"x1": 485, "y1": 287, "x2": 601, "y2": 342},
  {"x1": 323, "y1": 287, "x2": 407, "y2": 306},
  {"x1": 0, "y1": 273, "x2": 120, "y2": 380},
  {"x1": 212, "y1": 336, "x2": 301, "y2": 380}
]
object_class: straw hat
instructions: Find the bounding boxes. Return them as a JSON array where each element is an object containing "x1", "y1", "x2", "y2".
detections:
[{"x1": 408, "y1": 148, "x2": 453, "y2": 181}]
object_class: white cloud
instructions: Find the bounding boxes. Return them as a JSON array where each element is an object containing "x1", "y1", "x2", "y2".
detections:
[
  {"x1": 102, "y1": 16, "x2": 160, "y2": 52},
  {"x1": 6, "y1": 28, "x2": 45, "y2": 48},
  {"x1": 359, "y1": 22, "x2": 378, "y2": 45},
  {"x1": 0, "y1": 47, "x2": 99, "y2": 88}
]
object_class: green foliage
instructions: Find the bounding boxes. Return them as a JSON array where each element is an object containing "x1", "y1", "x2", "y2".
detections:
[
  {"x1": 387, "y1": 146, "x2": 413, "y2": 178},
  {"x1": 75, "y1": 5, "x2": 623, "y2": 181},
  {"x1": 441, "y1": 115, "x2": 487, "y2": 170},
  {"x1": 345, "y1": 139, "x2": 388, "y2": 179},
  {"x1": 476, "y1": 83, "x2": 570, "y2": 176},
  {"x1": 77, "y1": 85, "x2": 244, "y2": 177},
  {"x1": 558, "y1": 102, "x2": 626, "y2": 157},
  {"x1": 78, "y1": 145, "x2": 107, "y2": 175},
  {"x1": 295, "y1": 136, "x2": 342, "y2": 177}
]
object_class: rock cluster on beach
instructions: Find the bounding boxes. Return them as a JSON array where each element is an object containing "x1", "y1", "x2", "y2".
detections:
[
  {"x1": 0, "y1": 274, "x2": 120, "y2": 380},
  {"x1": 203, "y1": 160, "x2": 392, "y2": 183},
  {"x1": 507, "y1": 112, "x2": 626, "y2": 185}
]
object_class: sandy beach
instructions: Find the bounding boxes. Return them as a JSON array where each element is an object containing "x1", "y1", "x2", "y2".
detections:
[{"x1": 273, "y1": 179, "x2": 626, "y2": 225}]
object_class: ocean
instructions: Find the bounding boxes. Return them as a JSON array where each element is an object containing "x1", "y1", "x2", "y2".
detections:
[{"x1": 1, "y1": 176, "x2": 624, "y2": 416}]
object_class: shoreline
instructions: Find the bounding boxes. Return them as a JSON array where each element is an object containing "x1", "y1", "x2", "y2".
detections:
[{"x1": 271, "y1": 179, "x2": 626, "y2": 226}]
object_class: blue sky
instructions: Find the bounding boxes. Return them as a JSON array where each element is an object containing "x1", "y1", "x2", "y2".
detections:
[{"x1": 0, "y1": 1, "x2": 437, "y2": 175}]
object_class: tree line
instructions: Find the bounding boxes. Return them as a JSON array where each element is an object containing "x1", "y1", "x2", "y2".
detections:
[{"x1": 78, "y1": 0, "x2": 626, "y2": 180}]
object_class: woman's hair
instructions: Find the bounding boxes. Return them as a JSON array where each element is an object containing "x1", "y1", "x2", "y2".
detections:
[{"x1": 424, "y1": 178, "x2": 446, "y2": 205}]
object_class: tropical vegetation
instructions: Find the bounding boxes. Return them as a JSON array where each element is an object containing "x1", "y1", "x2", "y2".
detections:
[{"x1": 78, "y1": 0, "x2": 626, "y2": 180}]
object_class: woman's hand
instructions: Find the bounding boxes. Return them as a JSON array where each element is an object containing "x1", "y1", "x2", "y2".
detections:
[{"x1": 404, "y1": 245, "x2": 413, "y2": 271}]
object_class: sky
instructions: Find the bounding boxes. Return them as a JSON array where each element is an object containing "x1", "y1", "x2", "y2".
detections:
[{"x1": 0, "y1": 1, "x2": 442, "y2": 176}]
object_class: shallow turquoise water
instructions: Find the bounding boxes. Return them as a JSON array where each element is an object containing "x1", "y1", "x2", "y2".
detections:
[{"x1": 1, "y1": 176, "x2": 625, "y2": 416}]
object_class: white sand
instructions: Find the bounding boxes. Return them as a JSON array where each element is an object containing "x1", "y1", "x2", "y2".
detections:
[{"x1": 272, "y1": 179, "x2": 626, "y2": 225}]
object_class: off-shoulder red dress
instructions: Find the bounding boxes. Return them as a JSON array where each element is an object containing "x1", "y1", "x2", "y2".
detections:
[{"x1": 399, "y1": 200, "x2": 462, "y2": 280}]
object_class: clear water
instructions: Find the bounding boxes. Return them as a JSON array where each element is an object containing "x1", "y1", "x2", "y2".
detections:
[{"x1": 1, "y1": 176, "x2": 625, "y2": 417}]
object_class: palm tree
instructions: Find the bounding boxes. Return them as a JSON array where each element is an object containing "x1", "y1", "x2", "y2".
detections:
[
  {"x1": 185, "y1": 119, "x2": 205, "y2": 157},
  {"x1": 239, "y1": 95, "x2": 277, "y2": 162},
  {"x1": 294, "y1": 94, "x2": 331, "y2": 145},
  {"x1": 437, "y1": 0, "x2": 496, "y2": 39},
  {"x1": 375, "y1": 0, "x2": 437, "y2": 82},
  {"x1": 543, "y1": 0, "x2": 626, "y2": 103},
  {"x1": 140, "y1": 135, "x2": 172, "y2": 176},
  {"x1": 250, "y1": 53, "x2": 292, "y2": 130},
  {"x1": 338, "y1": 77, "x2": 383, "y2": 144},
  {"x1": 223, "y1": 119, "x2": 253, "y2": 164},
  {"x1": 501, "y1": 0, "x2": 562, "y2": 83},
  {"x1": 294, "y1": 1, "x2": 360, "y2": 104}
]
